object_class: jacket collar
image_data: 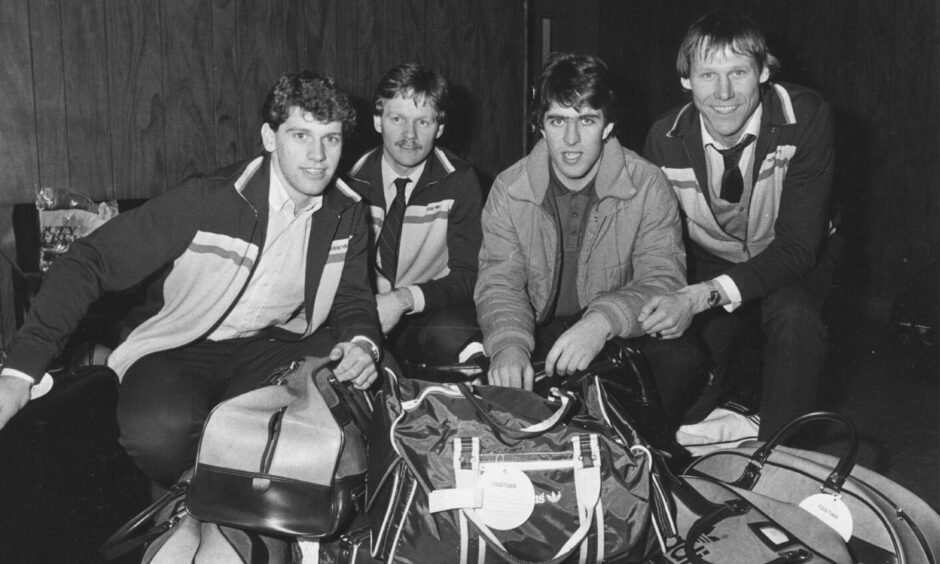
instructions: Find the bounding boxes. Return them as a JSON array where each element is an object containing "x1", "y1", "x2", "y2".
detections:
[
  {"x1": 234, "y1": 153, "x2": 359, "y2": 216},
  {"x1": 518, "y1": 137, "x2": 637, "y2": 204},
  {"x1": 665, "y1": 82, "x2": 798, "y2": 139},
  {"x1": 348, "y1": 146, "x2": 458, "y2": 198}
]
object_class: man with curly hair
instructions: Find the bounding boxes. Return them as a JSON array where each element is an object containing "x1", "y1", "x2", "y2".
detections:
[{"x1": 0, "y1": 71, "x2": 381, "y2": 487}]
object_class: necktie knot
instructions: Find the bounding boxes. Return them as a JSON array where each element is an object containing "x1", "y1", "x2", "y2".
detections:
[
  {"x1": 717, "y1": 134, "x2": 755, "y2": 168},
  {"x1": 394, "y1": 177, "x2": 410, "y2": 196}
]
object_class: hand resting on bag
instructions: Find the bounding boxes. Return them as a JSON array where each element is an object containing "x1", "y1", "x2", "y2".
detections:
[{"x1": 330, "y1": 341, "x2": 377, "y2": 389}]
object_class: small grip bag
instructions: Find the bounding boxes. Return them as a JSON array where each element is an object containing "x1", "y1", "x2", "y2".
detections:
[{"x1": 185, "y1": 356, "x2": 371, "y2": 538}]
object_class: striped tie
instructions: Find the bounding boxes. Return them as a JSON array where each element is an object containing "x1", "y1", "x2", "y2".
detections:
[{"x1": 378, "y1": 177, "x2": 410, "y2": 286}]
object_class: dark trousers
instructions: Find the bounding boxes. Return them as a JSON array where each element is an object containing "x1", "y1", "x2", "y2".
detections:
[
  {"x1": 387, "y1": 303, "x2": 479, "y2": 365},
  {"x1": 533, "y1": 318, "x2": 708, "y2": 433},
  {"x1": 116, "y1": 329, "x2": 336, "y2": 487},
  {"x1": 690, "y1": 237, "x2": 841, "y2": 440}
]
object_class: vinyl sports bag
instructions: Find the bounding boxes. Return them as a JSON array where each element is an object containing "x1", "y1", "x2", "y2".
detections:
[
  {"x1": 684, "y1": 411, "x2": 940, "y2": 563},
  {"x1": 365, "y1": 369, "x2": 665, "y2": 563},
  {"x1": 185, "y1": 355, "x2": 372, "y2": 538}
]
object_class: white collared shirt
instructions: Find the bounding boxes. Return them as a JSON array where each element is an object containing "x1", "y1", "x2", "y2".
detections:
[{"x1": 209, "y1": 164, "x2": 322, "y2": 340}]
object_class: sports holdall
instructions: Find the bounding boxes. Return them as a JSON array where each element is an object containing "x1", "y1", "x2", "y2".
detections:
[
  {"x1": 685, "y1": 411, "x2": 940, "y2": 563},
  {"x1": 185, "y1": 356, "x2": 372, "y2": 539},
  {"x1": 365, "y1": 370, "x2": 664, "y2": 563}
]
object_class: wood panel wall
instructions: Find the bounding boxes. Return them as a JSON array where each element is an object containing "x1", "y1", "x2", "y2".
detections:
[
  {"x1": 0, "y1": 0, "x2": 526, "y2": 348},
  {"x1": 594, "y1": 0, "x2": 939, "y2": 300}
]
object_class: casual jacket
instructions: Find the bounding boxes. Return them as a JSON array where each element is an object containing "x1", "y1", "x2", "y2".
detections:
[
  {"x1": 643, "y1": 82, "x2": 834, "y2": 303},
  {"x1": 474, "y1": 137, "x2": 686, "y2": 358},
  {"x1": 5, "y1": 155, "x2": 380, "y2": 380},
  {"x1": 348, "y1": 146, "x2": 482, "y2": 312}
]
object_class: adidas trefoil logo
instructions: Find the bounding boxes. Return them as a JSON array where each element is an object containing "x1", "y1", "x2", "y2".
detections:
[{"x1": 534, "y1": 490, "x2": 562, "y2": 504}]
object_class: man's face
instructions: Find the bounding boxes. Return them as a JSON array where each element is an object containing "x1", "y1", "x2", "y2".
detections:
[
  {"x1": 262, "y1": 107, "x2": 343, "y2": 207},
  {"x1": 541, "y1": 102, "x2": 614, "y2": 191},
  {"x1": 681, "y1": 45, "x2": 770, "y2": 147},
  {"x1": 374, "y1": 93, "x2": 444, "y2": 176}
]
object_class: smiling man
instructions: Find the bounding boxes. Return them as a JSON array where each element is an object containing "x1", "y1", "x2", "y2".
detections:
[
  {"x1": 349, "y1": 63, "x2": 482, "y2": 365},
  {"x1": 0, "y1": 71, "x2": 381, "y2": 488},
  {"x1": 641, "y1": 10, "x2": 838, "y2": 440},
  {"x1": 475, "y1": 53, "x2": 706, "y2": 432}
]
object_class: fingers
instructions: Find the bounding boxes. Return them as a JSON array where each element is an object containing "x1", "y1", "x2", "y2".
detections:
[{"x1": 331, "y1": 344, "x2": 378, "y2": 390}]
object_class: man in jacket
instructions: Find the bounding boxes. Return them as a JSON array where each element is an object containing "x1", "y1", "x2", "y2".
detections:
[
  {"x1": 349, "y1": 63, "x2": 482, "y2": 365},
  {"x1": 640, "y1": 10, "x2": 838, "y2": 439},
  {"x1": 0, "y1": 71, "x2": 381, "y2": 487},
  {"x1": 475, "y1": 53, "x2": 706, "y2": 430}
]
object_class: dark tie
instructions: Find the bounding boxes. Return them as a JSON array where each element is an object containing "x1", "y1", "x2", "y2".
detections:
[
  {"x1": 378, "y1": 177, "x2": 410, "y2": 285},
  {"x1": 717, "y1": 134, "x2": 755, "y2": 203}
]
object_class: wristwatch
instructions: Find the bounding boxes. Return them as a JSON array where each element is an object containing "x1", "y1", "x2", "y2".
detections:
[{"x1": 706, "y1": 286, "x2": 722, "y2": 308}]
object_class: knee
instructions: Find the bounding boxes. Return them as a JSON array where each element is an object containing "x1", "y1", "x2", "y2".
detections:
[
  {"x1": 118, "y1": 405, "x2": 200, "y2": 486},
  {"x1": 762, "y1": 295, "x2": 826, "y2": 340}
]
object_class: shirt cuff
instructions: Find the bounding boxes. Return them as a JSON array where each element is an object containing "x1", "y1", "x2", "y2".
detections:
[
  {"x1": 350, "y1": 336, "x2": 381, "y2": 363},
  {"x1": 1, "y1": 367, "x2": 36, "y2": 385},
  {"x1": 713, "y1": 274, "x2": 742, "y2": 312},
  {"x1": 405, "y1": 285, "x2": 425, "y2": 314}
]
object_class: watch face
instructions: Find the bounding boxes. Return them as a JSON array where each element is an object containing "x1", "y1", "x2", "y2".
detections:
[{"x1": 708, "y1": 290, "x2": 721, "y2": 307}]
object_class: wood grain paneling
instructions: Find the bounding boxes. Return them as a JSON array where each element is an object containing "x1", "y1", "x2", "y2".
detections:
[
  {"x1": 0, "y1": 0, "x2": 527, "y2": 347},
  {"x1": 61, "y1": 0, "x2": 113, "y2": 199},
  {"x1": 107, "y1": 0, "x2": 166, "y2": 198},
  {"x1": 29, "y1": 0, "x2": 68, "y2": 191},
  {"x1": 2, "y1": 0, "x2": 39, "y2": 202}
]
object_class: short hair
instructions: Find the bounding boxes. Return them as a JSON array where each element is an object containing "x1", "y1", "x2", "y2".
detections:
[
  {"x1": 530, "y1": 52, "x2": 617, "y2": 129},
  {"x1": 676, "y1": 10, "x2": 780, "y2": 79},
  {"x1": 372, "y1": 63, "x2": 449, "y2": 124},
  {"x1": 261, "y1": 70, "x2": 357, "y2": 136}
]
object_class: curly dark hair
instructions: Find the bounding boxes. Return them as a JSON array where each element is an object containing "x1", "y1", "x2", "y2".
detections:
[
  {"x1": 372, "y1": 63, "x2": 449, "y2": 124},
  {"x1": 261, "y1": 70, "x2": 357, "y2": 136},
  {"x1": 530, "y1": 52, "x2": 617, "y2": 130}
]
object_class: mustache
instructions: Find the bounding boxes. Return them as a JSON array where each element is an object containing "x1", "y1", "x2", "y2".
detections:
[{"x1": 395, "y1": 140, "x2": 423, "y2": 150}]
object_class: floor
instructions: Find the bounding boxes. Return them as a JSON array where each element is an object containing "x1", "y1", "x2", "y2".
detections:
[{"x1": 0, "y1": 286, "x2": 937, "y2": 563}]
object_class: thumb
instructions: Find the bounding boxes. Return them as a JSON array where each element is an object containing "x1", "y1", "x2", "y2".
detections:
[{"x1": 329, "y1": 346, "x2": 344, "y2": 361}]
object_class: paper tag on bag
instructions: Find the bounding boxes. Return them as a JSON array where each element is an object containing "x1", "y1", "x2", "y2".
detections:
[
  {"x1": 477, "y1": 467, "x2": 535, "y2": 530},
  {"x1": 799, "y1": 492, "x2": 854, "y2": 541}
]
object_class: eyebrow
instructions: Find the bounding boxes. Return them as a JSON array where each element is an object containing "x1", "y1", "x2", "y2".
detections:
[{"x1": 545, "y1": 110, "x2": 602, "y2": 120}]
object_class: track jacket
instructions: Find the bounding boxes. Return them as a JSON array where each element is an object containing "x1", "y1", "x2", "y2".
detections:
[
  {"x1": 5, "y1": 155, "x2": 380, "y2": 380},
  {"x1": 475, "y1": 137, "x2": 686, "y2": 358},
  {"x1": 348, "y1": 146, "x2": 482, "y2": 312},
  {"x1": 643, "y1": 82, "x2": 834, "y2": 303}
]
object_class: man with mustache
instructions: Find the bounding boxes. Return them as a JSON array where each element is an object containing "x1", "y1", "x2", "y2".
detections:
[
  {"x1": 0, "y1": 71, "x2": 381, "y2": 489},
  {"x1": 475, "y1": 53, "x2": 707, "y2": 432},
  {"x1": 349, "y1": 63, "x2": 483, "y2": 365},
  {"x1": 641, "y1": 10, "x2": 839, "y2": 439}
]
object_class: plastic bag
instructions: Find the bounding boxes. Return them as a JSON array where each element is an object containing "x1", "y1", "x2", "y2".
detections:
[{"x1": 35, "y1": 187, "x2": 119, "y2": 271}]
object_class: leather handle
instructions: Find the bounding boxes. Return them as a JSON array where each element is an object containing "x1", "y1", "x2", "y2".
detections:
[
  {"x1": 99, "y1": 480, "x2": 189, "y2": 560},
  {"x1": 732, "y1": 411, "x2": 858, "y2": 492}
]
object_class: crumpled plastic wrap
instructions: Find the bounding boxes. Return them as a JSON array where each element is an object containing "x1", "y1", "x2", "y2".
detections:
[{"x1": 35, "y1": 187, "x2": 119, "y2": 271}]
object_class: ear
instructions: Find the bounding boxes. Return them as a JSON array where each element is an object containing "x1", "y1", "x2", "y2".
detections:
[
  {"x1": 759, "y1": 66, "x2": 770, "y2": 84},
  {"x1": 602, "y1": 121, "x2": 614, "y2": 140},
  {"x1": 373, "y1": 114, "x2": 382, "y2": 134},
  {"x1": 261, "y1": 123, "x2": 276, "y2": 152},
  {"x1": 680, "y1": 77, "x2": 692, "y2": 91},
  {"x1": 435, "y1": 124, "x2": 445, "y2": 139}
]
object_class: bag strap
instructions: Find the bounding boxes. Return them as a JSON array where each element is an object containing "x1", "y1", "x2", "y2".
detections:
[
  {"x1": 455, "y1": 382, "x2": 575, "y2": 439},
  {"x1": 99, "y1": 480, "x2": 189, "y2": 560},
  {"x1": 730, "y1": 411, "x2": 857, "y2": 493}
]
